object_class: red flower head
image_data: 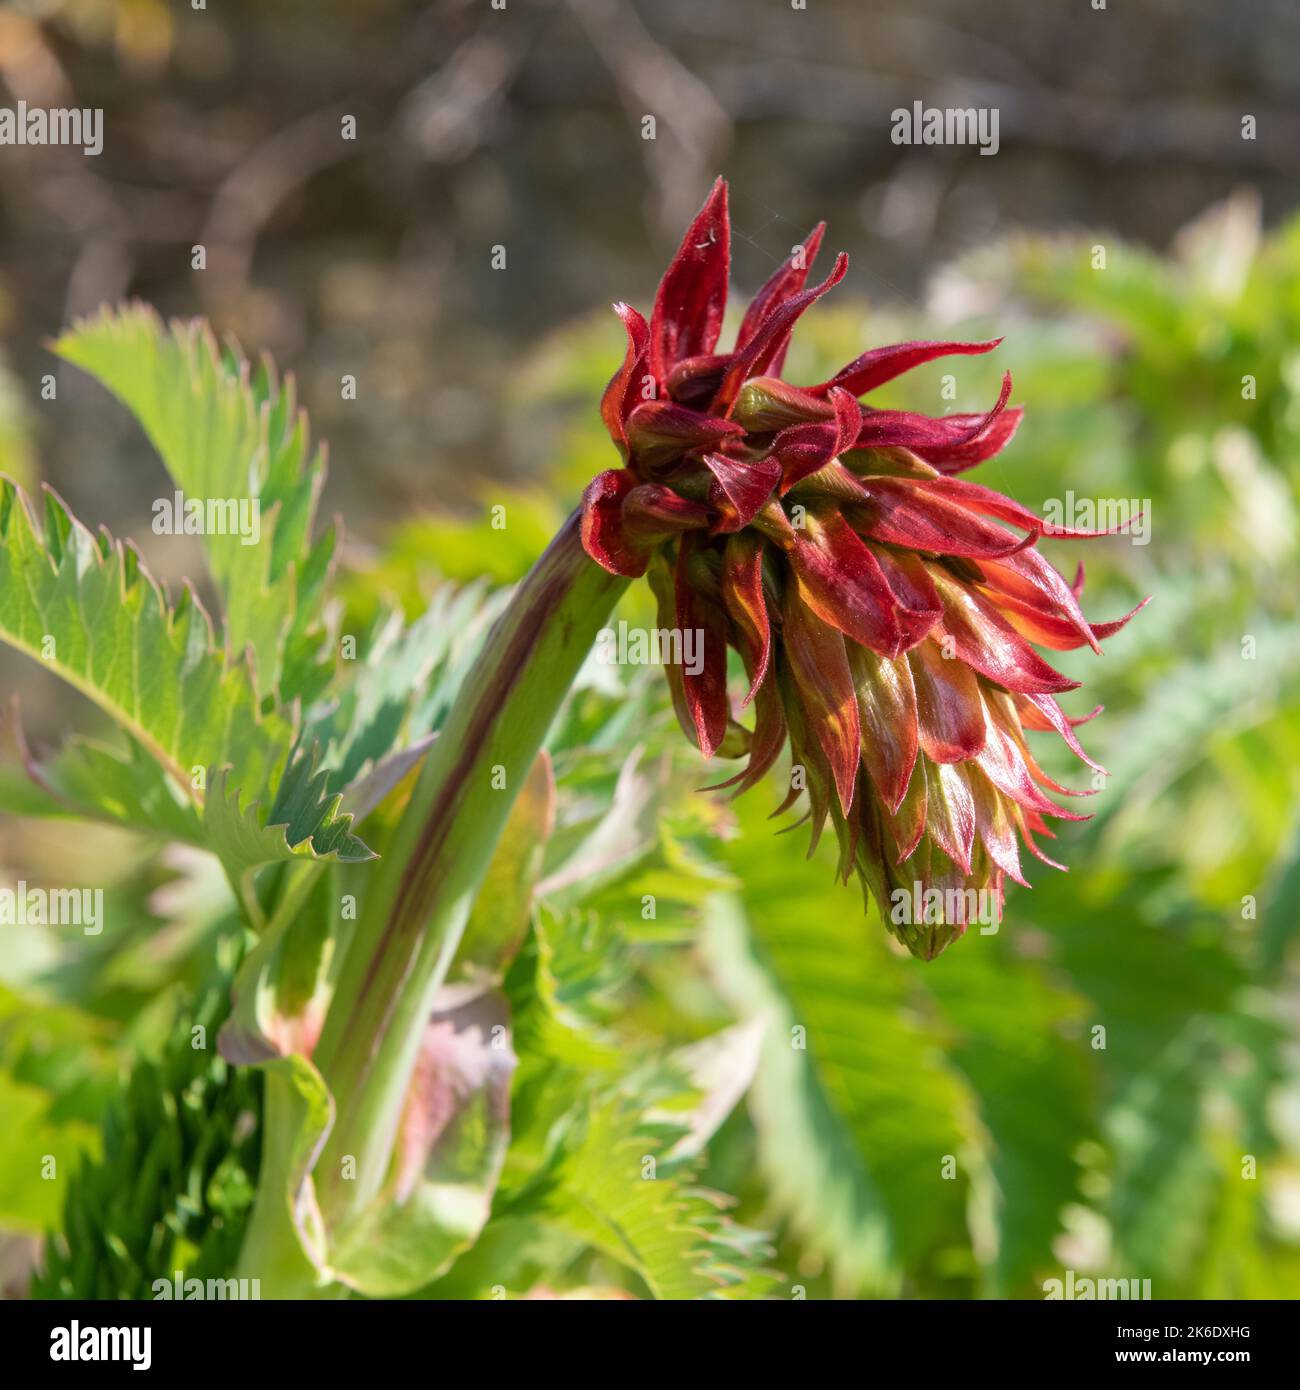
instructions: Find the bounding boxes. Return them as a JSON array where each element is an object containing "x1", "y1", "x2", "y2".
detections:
[{"x1": 581, "y1": 179, "x2": 1147, "y2": 959}]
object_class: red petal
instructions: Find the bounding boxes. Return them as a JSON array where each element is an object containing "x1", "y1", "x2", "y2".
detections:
[
  {"x1": 921, "y1": 407, "x2": 1024, "y2": 474},
  {"x1": 907, "y1": 476, "x2": 1046, "y2": 536},
  {"x1": 811, "y1": 338, "x2": 1002, "y2": 399},
  {"x1": 624, "y1": 399, "x2": 746, "y2": 473},
  {"x1": 715, "y1": 253, "x2": 849, "y2": 412},
  {"x1": 787, "y1": 511, "x2": 904, "y2": 657},
  {"x1": 989, "y1": 590, "x2": 1151, "y2": 652},
  {"x1": 986, "y1": 591, "x2": 1104, "y2": 651},
  {"x1": 721, "y1": 531, "x2": 772, "y2": 705},
  {"x1": 782, "y1": 595, "x2": 861, "y2": 815},
  {"x1": 850, "y1": 476, "x2": 1036, "y2": 559},
  {"x1": 702, "y1": 452, "x2": 782, "y2": 532},
  {"x1": 600, "y1": 302, "x2": 651, "y2": 451},
  {"x1": 1008, "y1": 719, "x2": 1097, "y2": 798},
  {"x1": 776, "y1": 387, "x2": 862, "y2": 492},
  {"x1": 976, "y1": 546, "x2": 1102, "y2": 653},
  {"x1": 1017, "y1": 695, "x2": 1103, "y2": 731},
  {"x1": 705, "y1": 666, "x2": 787, "y2": 796},
  {"x1": 621, "y1": 483, "x2": 715, "y2": 547},
  {"x1": 976, "y1": 692, "x2": 1091, "y2": 819},
  {"x1": 885, "y1": 757, "x2": 927, "y2": 863},
  {"x1": 1089, "y1": 595, "x2": 1152, "y2": 640},
  {"x1": 1042, "y1": 505, "x2": 1146, "y2": 539},
  {"x1": 773, "y1": 421, "x2": 840, "y2": 492},
  {"x1": 581, "y1": 469, "x2": 646, "y2": 577},
  {"x1": 1019, "y1": 693, "x2": 1108, "y2": 774},
  {"x1": 735, "y1": 222, "x2": 826, "y2": 360},
  {"x1": 923, "y1": 758, "x2": 976, "y2": 875},
  {"x1": 932, "y1": 572, "x2": 1081, "y2": 695},
  {"x1": 969, "y1": 767, "x2": 1029, "y2": 888},
  {"x1": 675, "y1": 535, "x2": 730, "y2": 759},
  {"x1": 854, "y1": 372, "x2": 1012, "y2": 452},
  {"x1": 649, "y1": 177, "x2": 731, "y2": 382},
  {"x1": 1015, "y1": 805, "x2": 1068, "y2": 871},
  {"x1": 847, "y1": 643, "x2": 918, "y2": 814},
  {"x1": 664, "y1": 353, "x2": 732, "y2": 409},
  {"x1": 870, "y1": 547, "x2": 942, "y2": 650},
  {"x1": 908, "y1": 638, "x2": 987, "y2": 765},
  {"x1": 829, "y1": 385, "x2": 863, "y2": 451}
]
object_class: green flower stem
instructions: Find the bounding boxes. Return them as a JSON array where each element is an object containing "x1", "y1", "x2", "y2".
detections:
[{"x1": 309, "y1": 508, "x2": 626, "y2": 1238}]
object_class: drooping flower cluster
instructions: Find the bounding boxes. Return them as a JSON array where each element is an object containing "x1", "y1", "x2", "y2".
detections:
[{"x1": 581, "y1": 180, "x2": 1146, "y2": 958}]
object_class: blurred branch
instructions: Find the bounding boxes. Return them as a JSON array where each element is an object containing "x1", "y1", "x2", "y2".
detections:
[
  {"x1": 567, "y1": 0, "x2": 731, "y2": 238},
  {"x1": 199, "y1": 104, "x2": 364, "y2": 305},
  {"x1": 708, "y1": 59, "x2": 1300, "y2": 175},
  {"x1": 397, "y1": 27, "x2": 532, "y2": 163}
]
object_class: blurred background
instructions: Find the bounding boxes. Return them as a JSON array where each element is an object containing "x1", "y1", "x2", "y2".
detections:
[{"x1": 2, "y1": 0, "x2": 1300, "y2": 1298}]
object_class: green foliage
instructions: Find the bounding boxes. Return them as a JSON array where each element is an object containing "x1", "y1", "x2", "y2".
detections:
[
  {"x1": 7, "y1": 200, "x2": 1300, "y2": 1301},
  {"x1": 0, "y1": 478, "x2": 290, "y2": 816},
  {"x1": 508, "y1": 1092, "x2": 773, "y2": 1300},
  {"x1": 53, "y1": 304, "x2": 336, "y2": 703},
  {"x1": 33, "y1": 936, "x2": 262, "y2": 1298}
]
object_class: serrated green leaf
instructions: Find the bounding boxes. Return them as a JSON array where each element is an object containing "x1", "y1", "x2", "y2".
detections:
[
  {"x1": 204, "y1": 749, "x2": 374, "y2": 919},
  {"x1": 0, "y1": 475, "x2": 292, "y2": 810},
  {"x1": 2, "y1": 715, "x2": 201, "y2": 843},
  {"x1": 514, "y1": 1093, "x2": 774, "y2": 1300},
  {"x1": 54, "y1": 302, "x2": 333, "y2": 701}
]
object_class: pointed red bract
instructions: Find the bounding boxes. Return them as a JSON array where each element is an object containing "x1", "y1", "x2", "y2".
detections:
[
  {"x1": 625, "y1": 399, "x2": 745, "y2": 472},
  {"x1": 721, "y1": 530, "x2": 772, "y2": 704},
  {"x1": 621, "y1": 483, "x2": 715, "y2": 549},
  {"x1": 600, "y1": 302, "x2": 651, "y2": 451},
  {"x1": 848, "y1": 645, "x2": 918, "y2": 814},
  {"x1": 716, "y1": 254, "x2": 849, "y2": 412},
  {"x1": 783, "y1": 594, "x2": 860, "y2": 815},
  {"x1": 910, "y1": 639, "x2": 987, "y2": 765},
  {"x1": 736, "y1": 222, "x2": 826, "y2": 357},
  {"x1": 811, "y1": 338, "x2": 1002, "y2": 399},
  {"x1": 649, "y1": 178, "x2": 731, "y2": 383},
  {"x1": 581, "y1": 469, "x2": 646, "y2": 577},
  {"x1": 675, "y1": 534, "x2": 729, "y2": 759},
  {"x1": 933, "y1": 573, "x2": 1081, "y2": 695},
  {"x1": 924, "y1": 759, "x2": 976, "y2": 875},
  {"x1": 851, "y1": 476, "x2": 1035, "y2": 559},
  {"x1": 788, "y1": 511, "x2": 904, "y2": 657},
  {"x1": 1019, "y1": 693, "x2": 1107, "y2": 774},
  {"x1": 870, "y1": 547, "x2": 942, "y2": 650},
  {"x1": 919, "y1": 407, "x2": 1024, "y2": 474},
  {"x1": 702, "y1": 452, "x2": 782, "y2": 532}
]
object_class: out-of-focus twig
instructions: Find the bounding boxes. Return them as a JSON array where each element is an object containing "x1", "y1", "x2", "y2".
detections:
[
  {"x1": 708, "y1": 58, "x2": 1300, "y2": 175},
  {"x1": 198, "y1": 105, "x2": 364, "y2": 305},
  {"x1": 567, "y1": 0, "x2": 731, "y2": 239},
  {"x1": 397, "y1": 26, "x2": 531, "y2": 163}
]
